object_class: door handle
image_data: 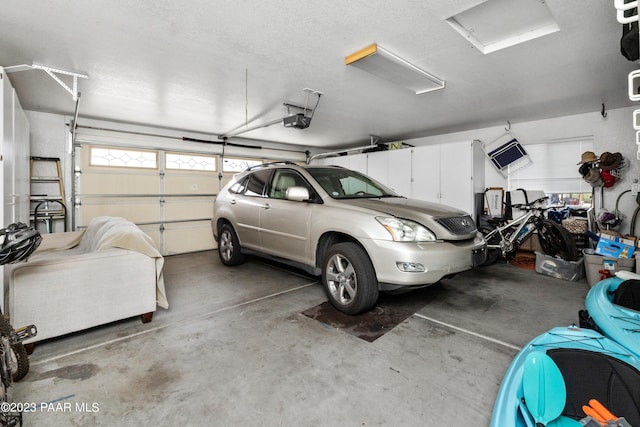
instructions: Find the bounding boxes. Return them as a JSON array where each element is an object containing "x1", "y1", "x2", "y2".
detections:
[
  {"x1": 262, "y1": 203, "x2": 271, "y2": 210},
  {"x1": 230, "y1": 199, "x2": 236, "y2": 205}
]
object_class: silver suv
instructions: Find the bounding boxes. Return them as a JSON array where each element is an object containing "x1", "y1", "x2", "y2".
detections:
[{"x1": 212, "y1": 162, "x2": 486, "y2": 314}]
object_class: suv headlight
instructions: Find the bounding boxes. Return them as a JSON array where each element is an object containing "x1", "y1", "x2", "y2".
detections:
[{"x1": 376, "y1": 217, "x2": 436, "y2": 242}]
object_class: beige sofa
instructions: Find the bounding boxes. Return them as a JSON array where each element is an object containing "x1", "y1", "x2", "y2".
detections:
[{"x1": 7, "y1": 216, "x2": 169, "y2": 344}]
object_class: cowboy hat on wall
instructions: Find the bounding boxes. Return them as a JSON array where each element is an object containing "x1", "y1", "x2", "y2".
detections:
[{"x1": 577, "y1": 151, "x2": 627, "y2": 188}]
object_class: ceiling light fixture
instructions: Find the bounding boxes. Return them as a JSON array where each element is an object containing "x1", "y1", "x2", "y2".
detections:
[{"x1": 345, "y1": 43, "x2": 444, "y2": 95}]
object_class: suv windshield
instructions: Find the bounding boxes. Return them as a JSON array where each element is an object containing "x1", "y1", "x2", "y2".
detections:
[{"x1": 307, "y1": 167, "x2": 401, "y2": 199}]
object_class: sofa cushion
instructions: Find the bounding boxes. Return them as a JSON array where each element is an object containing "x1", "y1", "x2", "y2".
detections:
[{"x1": 34, "y1": 230, "x2": 84, "y2": 254}]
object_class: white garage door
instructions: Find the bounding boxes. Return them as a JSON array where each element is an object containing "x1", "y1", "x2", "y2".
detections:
[
  {"x1": 74, "y1": 141, "x2": 217, "y2": 255},
  {"x1": 72, "y1": 125, "x2": 308, "y2": 255}
]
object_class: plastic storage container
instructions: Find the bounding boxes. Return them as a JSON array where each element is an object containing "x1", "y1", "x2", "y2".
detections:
[
  {"x1": 583, "y1": 248, "x2": 635, "y2": 287},
  {"x1": 535, "y1": 252, "x2": 585, "y2": 282}
]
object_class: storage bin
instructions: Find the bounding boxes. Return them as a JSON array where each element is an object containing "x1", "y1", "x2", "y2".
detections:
[
  {"x1": 583, "y1": 249, "x2": 635, "y2": 287},
  {"x1": 535, "y1": 252, "x2": 585, "y2": 282}
]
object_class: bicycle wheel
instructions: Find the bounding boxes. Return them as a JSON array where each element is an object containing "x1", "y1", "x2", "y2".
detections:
[
  {"x1": 536, "y1": 219, "x2": 578, "y2": 261},
  {"x1": 0, "y1": 317, "x2": 29, "y2": 382},
  {"x1": 0, "y1": 337, "x2": 11, "y2": 392}
]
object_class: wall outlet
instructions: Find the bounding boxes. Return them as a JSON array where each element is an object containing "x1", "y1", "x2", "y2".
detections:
[{"x1": 632, "y1": 181, "x2": 640, "y2": 196}]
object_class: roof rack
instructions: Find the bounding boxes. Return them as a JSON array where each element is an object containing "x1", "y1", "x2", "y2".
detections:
[{"x1": 246, "y1": 161, "x2": 297, "y2": 171}]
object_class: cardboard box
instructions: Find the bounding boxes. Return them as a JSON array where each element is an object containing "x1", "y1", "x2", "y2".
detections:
[
  {"x1": 594, "y1": 233, "x2": 636, "y2": 259},
  {"x1": 518, "y1": 232, "x2": 543, "y2": 253}
]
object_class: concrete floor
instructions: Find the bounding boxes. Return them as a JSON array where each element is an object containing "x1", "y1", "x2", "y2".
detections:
[{"x1": 13, "y1": 251, "x2": 590, "y2": 426}]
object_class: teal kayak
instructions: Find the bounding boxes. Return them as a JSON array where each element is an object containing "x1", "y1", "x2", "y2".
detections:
[
  {"x1": 585, "y1": 273, "x2": 640, "y2": 358},
  {"x1": 490, "y1": 325, "x2": 640, "y2": 426}
]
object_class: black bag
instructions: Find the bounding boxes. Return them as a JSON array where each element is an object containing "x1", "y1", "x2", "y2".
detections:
[
  {"x1": 621, "y1": 5, "x2": 639, "y2": 61},
  {"x1": 613, "y1": 279, "x2": 640, "y2": 311}
]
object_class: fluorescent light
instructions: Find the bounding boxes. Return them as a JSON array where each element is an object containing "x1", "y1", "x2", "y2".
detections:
[{"x1": 345, "y1": 43, "x2": 444, "y2": 95}]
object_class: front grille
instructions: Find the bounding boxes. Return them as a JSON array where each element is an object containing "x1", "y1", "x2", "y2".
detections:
[{"x1": 435, "y1": 215, "x2": 477, "y2": 235}]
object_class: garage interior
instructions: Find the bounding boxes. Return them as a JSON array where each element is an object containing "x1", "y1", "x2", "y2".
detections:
[{"x1": 1, "y1": 0, "x2": 640, "y2": 425}]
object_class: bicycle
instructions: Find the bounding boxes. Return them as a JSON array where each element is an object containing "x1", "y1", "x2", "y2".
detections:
[
  {"x1": 0, "y1": 223, "x2": 41, "y2": 426},
  {"x1": 0, "y1": 320, "x2": 37, "y2": 427},
  {"x1": 481, "y1": 196, "x2": 579, "y2": 266}
]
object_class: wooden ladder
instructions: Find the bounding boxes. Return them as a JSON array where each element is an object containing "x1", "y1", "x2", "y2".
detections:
[{"x1": 30, "y1": 156, "x2": 67, "y2": 233}]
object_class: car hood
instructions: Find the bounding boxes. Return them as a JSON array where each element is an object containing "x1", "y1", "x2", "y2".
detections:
[
  {"x1": 339, "y1": 197, "x2": 466, "y2": 217},
  {"x1": 339, "y1": 197, "x2": 476, "y2": 239}
]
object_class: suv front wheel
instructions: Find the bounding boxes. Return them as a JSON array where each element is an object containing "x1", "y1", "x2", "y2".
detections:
[{"x1": 322, "y1": 242, "x2": 379, "y2": 315}]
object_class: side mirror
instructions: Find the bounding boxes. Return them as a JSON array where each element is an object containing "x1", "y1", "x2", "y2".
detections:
[{"x1": 286, "y1": 186, "x2": 310, "y2": 202}]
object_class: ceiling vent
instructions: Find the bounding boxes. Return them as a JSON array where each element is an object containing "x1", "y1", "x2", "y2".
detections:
[{"x1": 446, "y1": 0, "x2": 560, "y2": 54}]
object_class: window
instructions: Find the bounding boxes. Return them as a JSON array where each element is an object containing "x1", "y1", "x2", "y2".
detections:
[
  {"x1": 308, "y1": 167, "x2": 397, "y2": 199},
  {"x1": 508, "y1": 138, "x2": 594, "y2": 207},
  {"x1": 228, "y1": 176, "x2": 249, "y2": 194},
  {"x1": 223, "y1": 157, "x2": 263, "y2": 173},
  {"x1": 245, "y1": 170, "x2": 272, "y2": 197},
  {"x1": 90, "y1": 147, "x2": 157, "y2": 169},
  {"x1": 166, "y1": 153, "x2": 216, "y2": 171},
  {"x1": 269, "y1": 170, "x2": 309, "y2": 199},
  {"x1": 547, "y1": 192, "x2": 593, "y2": 207}
]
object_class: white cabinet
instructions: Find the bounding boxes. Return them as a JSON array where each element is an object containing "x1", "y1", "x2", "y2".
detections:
[
  {"x1": 322, "y1": 152, "x2": 368, "y2": 175},
  {"x1": 411, "y1": 144, "x2": 440, "y2": 201},
  {"x1": 365, "y1": 151, "x2": 387, "y2": 184},
  {"x1": 384, "y1": 148, "x2": 412, "y2": 196},
  {"x1": 411, "y1": 140, "x2": 484, "y2": 216},
  {"x1": 348, "y1": 153, "x2": 367, "y2": 175},
  {"x1": 312, "y1": 140, "x2": 484, "y2": 217},
  {"x1": 0, "y1": 69, "x2": 30, "y2": 225},
  {"x1": 0, "y1": 67, "x2": 30, "y2": 313},
  {"x1": 355, "y1": 149, "x2": 412, "y2": 196}
]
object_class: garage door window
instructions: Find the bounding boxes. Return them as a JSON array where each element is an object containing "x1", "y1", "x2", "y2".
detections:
[
  {"x1": 89, "y1": 146, "x2": 157, "y2": 169},
  {"x1": 223, "y1": 157, "x2": 263, "y2": 173},
  {"x1": 166, "y1": 153, "x2": 217, "y2": 171}
]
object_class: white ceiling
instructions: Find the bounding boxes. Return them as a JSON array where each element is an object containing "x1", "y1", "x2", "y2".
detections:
[{"x1": 0, "y1": 0, "x2": 637, "y2": 149}]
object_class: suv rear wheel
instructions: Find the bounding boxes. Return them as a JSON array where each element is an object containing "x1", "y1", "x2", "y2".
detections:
[
  {"x1": 218, "y1": 223, "x2": 246, "y2": 266},
  {"x1": 322, "y1": 242, "x2": 379, "y2": 314}
]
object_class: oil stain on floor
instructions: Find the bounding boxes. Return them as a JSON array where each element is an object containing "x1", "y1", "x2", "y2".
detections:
[{"x1": 302, "y1": 288, "x2": 434, "y2": 342}]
